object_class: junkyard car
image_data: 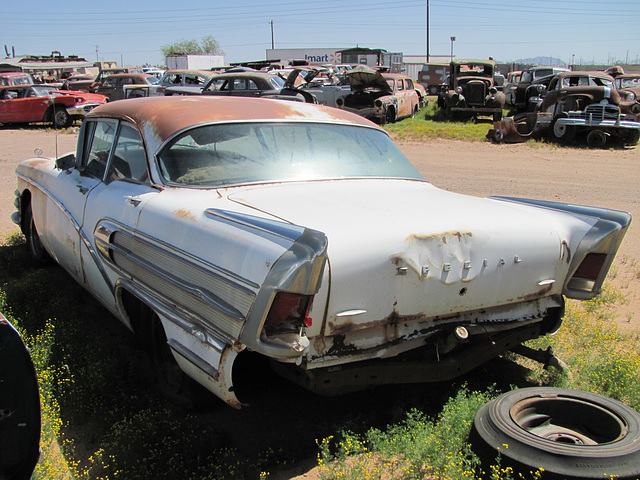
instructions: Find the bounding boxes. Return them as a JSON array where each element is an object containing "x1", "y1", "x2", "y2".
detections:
[
  {"x1": 437, "y1": 59, "x2": 505, "y2": 121},
  {"x1": 489, "y1": 71, "x2": 640, "y2": 147},
  {"x1": 14, "y1": 96, "x2": 630, "y2": 408},
  {"x1": 513, "y1": 66, "x2": 570, "y2": 112},
  {"x1": 68, "y1": 67, "x2": 145, "y2": 93},
  {"x1": 336, "y1": 67, "x2": 420, "y2": 123},
  {"x1": 158, "y1": 69, "x2": 216, "y2": 95},
  {"x1": 614, "y1": 73, "x2": 640, "y2": 103},
  {"x1": 0, "y1": 72, "x2": 35, "y2": 86},
  {"x1": 0, "y1": 314, "x2": 41, "y2": 480},
  {"x1": 0, "y1": 85, "x2": 107, "y2": 128},
  {"x1": 166, "y1": 71, "x2": 317, "y2": 103},
  {"x1": 96, "y1": 73, "x2": 161, "y2": 101},
  {"x1": 503, "y1": 71, "x2": 522, "y2": 106}
]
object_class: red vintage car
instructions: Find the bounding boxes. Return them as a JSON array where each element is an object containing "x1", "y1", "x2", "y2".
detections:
[{"x1": 0, "y1": 85, "x2": 107, "y2": 128}]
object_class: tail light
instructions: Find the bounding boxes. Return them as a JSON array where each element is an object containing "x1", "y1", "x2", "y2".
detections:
[
  {"x1": 573, "y1": 253, "x2": 607, "y2": 281},
  {"x1": 264, "y1": 292, "x2": 313, "y2": 335}
]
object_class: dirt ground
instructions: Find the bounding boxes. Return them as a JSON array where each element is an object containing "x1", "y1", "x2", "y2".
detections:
[{"x1": 0, "y1": 127, "x2": 638, "y2": 479}]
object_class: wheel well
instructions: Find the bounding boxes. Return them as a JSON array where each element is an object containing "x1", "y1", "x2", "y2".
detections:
[
  {"x1": 44, "y1": 104, "x2": 57, "y2": 122},
  {"x1": 119, "y1": 289, "x2": 155, "y2": 339},
  {"x1": 19, "y1": 190, "x2": 32, "y2": 235}
]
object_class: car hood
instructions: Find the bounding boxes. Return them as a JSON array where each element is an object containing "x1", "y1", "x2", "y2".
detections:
[
  {"x1": 346, "y1": 66, "x2": 392, "y2": 93},
  {"x1": 227, "y1": 179, "x2": 592, "y2": 333}
]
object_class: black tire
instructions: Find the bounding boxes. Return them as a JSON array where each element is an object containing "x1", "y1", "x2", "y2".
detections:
[
  {"x1": 622, "y1": 129, "x2": 640, "y2": 146},
  {"x1": 586, "y1": 129, "x2": 608, "y2": 148},
  {"x1": 52, "y1": 106, "x2": 71, "y2": 129},
  {"x1": 470, "y1": 387, "x2": 640, "y2": 479},
  {"x1": 445, "y1": 104, "x2": 454, "y2": 121},
  {"x1": 147, "y1": 313, "x2": 212, "y2": 410},
  {"x1": 384, "y1": 107, "x2": 396, "y2": 124},
  {"x1": 550, "y1": 116, "x2": 576, "y2": 144},
  {"x1": 23, "y1": 203, "x2": 49, "y2": 262}
]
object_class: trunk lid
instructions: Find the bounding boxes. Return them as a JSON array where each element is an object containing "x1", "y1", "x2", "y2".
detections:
[{"x1": 228, "y1": 179, "x2": 591, "y2": 335}]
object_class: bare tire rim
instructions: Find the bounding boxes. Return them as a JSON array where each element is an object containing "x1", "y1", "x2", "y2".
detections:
[
  {"x1": 553, "y1": 121, "x2": 567, "y2": 138},
  {"x1": 510, "y1": 396, "x2": 628, "y2": 446}
]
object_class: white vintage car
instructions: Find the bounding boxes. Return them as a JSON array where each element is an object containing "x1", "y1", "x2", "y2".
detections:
[{"x1": 13, "y1": 96, "x2": 630, "y2": 408}]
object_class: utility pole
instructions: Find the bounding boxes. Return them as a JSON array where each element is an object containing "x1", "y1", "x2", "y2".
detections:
[
  {"x1": 426, "y1": 0, "x2": 430, "y2": 63},
  {"x1": 95, "y1": 45, "x2": 99, "y2": 63},
  {"x1": 270, "y1": 20, "x2": 274, "y2": 49}
]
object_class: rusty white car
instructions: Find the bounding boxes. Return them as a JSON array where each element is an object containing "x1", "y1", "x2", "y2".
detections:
[
  {"x1": 13, "y1": 96, "x2": 630, "y2": 408},
  {"x1": 336, "y1": 67, "x2": 420, "y2": 123}
]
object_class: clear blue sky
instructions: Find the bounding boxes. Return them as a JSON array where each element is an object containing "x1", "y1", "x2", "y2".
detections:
[{"x1": 3, "y1": 0, "x2": 639, "y2": 67}]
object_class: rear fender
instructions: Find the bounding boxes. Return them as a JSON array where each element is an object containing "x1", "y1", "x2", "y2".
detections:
[{"x1": 490, "y1": 197, "x2": 631, "y2": 299}]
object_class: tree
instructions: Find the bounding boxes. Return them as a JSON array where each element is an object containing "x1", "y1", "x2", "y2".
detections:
[{"x1": 160, "y1": 35, "x2": 224, "y2": 57}]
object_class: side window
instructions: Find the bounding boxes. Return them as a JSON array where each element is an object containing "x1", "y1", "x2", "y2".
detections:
[
  {"x1": 107, "y1": 124, "x2": 148, "y2": 183},
  {"x1": 232, "y1": 78, "x2": 247, "y2": 91},
  {"x1": 83, "y1": 120, "x2": 117, "y2": 180},
  {"x1": 248, "y1": 80, "x2": 259, "y2": 90},
  {"x1": 206, "y1": 79, "x2": 225, "y2": 91},
  {"x1": 405, "y1": 79, "x2": 414, "y2": 89},
  {"x1": 397, "y1": 79, "x2": 405, "y2": 91}
]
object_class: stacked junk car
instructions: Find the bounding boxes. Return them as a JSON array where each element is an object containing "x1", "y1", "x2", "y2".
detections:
[{"x1": 490, "y1": 70, "x2": 640, "y2": 147}]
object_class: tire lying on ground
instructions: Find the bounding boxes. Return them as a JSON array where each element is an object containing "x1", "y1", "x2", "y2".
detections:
[{"x1": 469, "y1": 387, "x2": 640, "y2": 479}]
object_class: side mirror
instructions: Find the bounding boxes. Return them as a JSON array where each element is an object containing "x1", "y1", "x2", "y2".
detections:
[{"x1": 55, "y1": 153, "x2": 76, "y2": 172}]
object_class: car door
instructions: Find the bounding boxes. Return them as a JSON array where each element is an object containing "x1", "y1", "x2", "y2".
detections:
[
  {"x1": 394, "y1": 78, "x2": 411, "y2": 118},
  {"x1": 80, "y1": 121, "x2": 159, "y2": 309},
  {"x1": 34, "y1": 119, "x2": 116, "y2": 284},
  {"x1": 0, "y1": 88, "x2": 43, "y2": 123}
]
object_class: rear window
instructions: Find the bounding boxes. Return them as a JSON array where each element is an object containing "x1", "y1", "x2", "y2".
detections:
[{"x1": 157, "y1": 122, "x2": 423, "y2": 187}]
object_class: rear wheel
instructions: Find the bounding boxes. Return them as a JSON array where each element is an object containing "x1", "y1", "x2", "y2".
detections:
[
  {"x1": 23, "y1": 203, "x2": 48, "y2": 262},
  {"x1": 147, "y1": 313, "x2": 212, "y2": 410}
]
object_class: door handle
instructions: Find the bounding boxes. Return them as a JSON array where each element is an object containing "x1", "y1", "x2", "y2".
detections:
[{"x1": 125, "y1": 195, "x2": 142, "y2": 207}]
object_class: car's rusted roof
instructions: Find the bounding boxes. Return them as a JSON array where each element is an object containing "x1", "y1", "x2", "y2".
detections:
[{"x1": 88, "y1": 96, "x2": 380, "y2": 144}]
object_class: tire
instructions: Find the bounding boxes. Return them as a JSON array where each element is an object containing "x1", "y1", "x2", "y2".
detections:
[
  {"x1": 622, "y1": 129, "x2": 640, "y2": 146},
  {"x1": 587, "y1": 129, "x2": 608, "y2": 148},
  {"x1": 52, "y1": 106, "x2": 71, "y2": 129},
  {"x1": 383, "y1": 107, "x2": 396, "y2": 124},
  {"x1": 493, "y1": 111, "x2": 502, "y2": 122},
  {"x1": 550, "y1": 116, "x2": 576, "y2": 143},
  {"x1": 445, "y1": 104, "x2": 454, "y2": 121},
  {"x1": 470, "y1": 387, "x2": 640, "y2": 479},
  {"x1": 23, "y1": 203, "x2": 48, "y2": 262},
  {"x1": 147, "y1": 313, "x2": 212, "y2": 410}
]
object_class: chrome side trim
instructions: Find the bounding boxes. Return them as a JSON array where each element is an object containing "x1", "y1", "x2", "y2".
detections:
[
  {"x1": 168, "y1": 338, "x2": 219, "y2": 380},
  {"x1": 96, "y1": 220, "x2": 258, "y2": 340}
]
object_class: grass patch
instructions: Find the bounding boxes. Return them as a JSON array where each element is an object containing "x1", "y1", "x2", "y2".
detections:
[{"x1": 383, "y1": 101, "x2": 498, "y2": 142}]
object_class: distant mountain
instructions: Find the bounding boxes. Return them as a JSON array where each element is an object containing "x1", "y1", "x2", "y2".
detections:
[{"x1": 506, "y1": 56, "x2": 568, "y2": 66}]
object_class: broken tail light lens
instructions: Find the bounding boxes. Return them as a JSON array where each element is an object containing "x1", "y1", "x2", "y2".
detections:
[
  {"x1": 573, "y1": 253, "x2": 607, "y2": 281},
  {"x1": 264, "y1": 292, "x2": 313, "y2": 335}
]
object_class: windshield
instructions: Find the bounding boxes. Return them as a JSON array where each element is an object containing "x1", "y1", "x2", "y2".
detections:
[{"x1": 157, "y1": 123, "x2": 423, "y2": 187}]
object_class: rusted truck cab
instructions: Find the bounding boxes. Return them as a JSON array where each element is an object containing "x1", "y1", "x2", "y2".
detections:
[{"x1": 438, "y1": 59, "x2": 505, "y2": 121}]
